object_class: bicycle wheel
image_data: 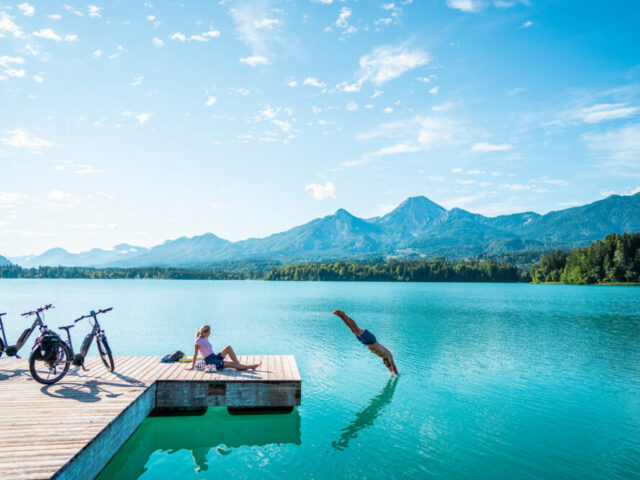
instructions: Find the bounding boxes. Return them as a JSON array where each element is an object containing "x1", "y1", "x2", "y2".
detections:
[
  {"x1": 97, "y1": 335, "x2": 114, "y2": 372},
  {"x1": 29, "y1": 342, "x2": 71, "y2": 385}
]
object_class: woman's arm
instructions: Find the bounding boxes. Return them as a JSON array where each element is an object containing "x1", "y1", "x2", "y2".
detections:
[{"x1": 186, "y1": 345, "x2": 199, "y2": 370}]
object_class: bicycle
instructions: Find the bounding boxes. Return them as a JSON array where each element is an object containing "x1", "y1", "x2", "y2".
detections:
[
  {"x1": 62, "y1": 307, "x2": 114, "y2": 372},
  {"x1": 0, "y1": 304, "x2": 58, "y2": 359},
  {"x1": 29, "y1": 307, "x2": 115, "y2": 384},
  {"x1": 16, "y1": 305, "x2": 74, "y2": 384}
]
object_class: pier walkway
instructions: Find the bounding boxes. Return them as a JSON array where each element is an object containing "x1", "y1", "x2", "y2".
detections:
[{"x1": 0, "y1": 355, "x2": 301, "y2": 480}]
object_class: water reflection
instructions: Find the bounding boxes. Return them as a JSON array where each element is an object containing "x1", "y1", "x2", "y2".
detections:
[
  {"x1": 98, "y1": 407, "x2": 301, "y2": 479},
  {"x1": 332, "y1": 377, "x2": 398, "y2": 451}
]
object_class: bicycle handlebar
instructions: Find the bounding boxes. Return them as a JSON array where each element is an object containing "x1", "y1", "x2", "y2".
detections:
[
  {"x1": 74, "y1": 307, "x2": 113, "y2": 323},
  {"x1": 21, "y1": 304, "x2": 54, "y2": 317}
]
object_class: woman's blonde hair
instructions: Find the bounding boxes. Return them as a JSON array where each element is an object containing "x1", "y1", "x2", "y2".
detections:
[{"x1": 195, "y1": 325, "x2": 211, "y2": 339}]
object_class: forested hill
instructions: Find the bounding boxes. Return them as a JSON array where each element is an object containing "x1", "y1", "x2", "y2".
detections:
[
  {"x1": 531, "y1": 233, "x2": 640, "y2": 284},
  {"x1": 0, "y1": 255, "x2": 11, "y2": 266}
]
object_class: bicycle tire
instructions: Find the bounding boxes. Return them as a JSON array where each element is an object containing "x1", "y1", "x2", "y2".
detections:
[
  {"x1": 29, "y1": 342, "x2": 71, "y2": 385},
  {"x1": 97, "y1": 335, "x2": 115, "y2": 372}
]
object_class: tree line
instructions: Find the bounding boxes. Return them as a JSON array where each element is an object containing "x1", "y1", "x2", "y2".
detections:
[
  {"x1": 0, "y1": 260, "x2": 528, "y2": 282},
  {"x1": 263, "y1": 259, "x2": 529, "y2": 282},
  {"x1": 530, "y1": 233, "x2": 640, "y2": 284}
]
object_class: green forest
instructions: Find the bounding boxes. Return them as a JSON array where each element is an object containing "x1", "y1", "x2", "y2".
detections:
[
  {"x1": 1, "y1": 233, "x2": 638, "y2": 284},
  {"x1": 263, "y1": 259, "x2": 528, "y2": 282},
  {"x1": 531, "y1": 233, "x2": 640, "y2": 284}
]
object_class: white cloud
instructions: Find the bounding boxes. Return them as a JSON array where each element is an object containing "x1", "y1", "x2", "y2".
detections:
[
  {"x1": 357, "y1": 44, "x2": 430, "y2": 86},
  {"x1": 472, "y1": 142, "x2": 512, "y2": 152},
  {"x1": 122, "y1": 111, "x2": 152, "y2": 124},
  {"x1": 135, "y1": 113, "x2": 150, "y2": 124},
  {"x1": 0, "y1": 56, "x2": 25, "y2": 68},
  {"x1": 326, "y1": 7, "x2": 357, "y2": 36},
  {"x1": 311, "y1": 0, "x2": 333, "y2": 3},
  {"x1": 600, "y1": 186, "x2": 640, "y2": 197},
  {"x1": 18, "y1": 3, "x2": 35, "y2": 17},
  {"x1": 189, "y1": 30, "x2": 221, "y2": 42},
  {"x1": 33, "y1": 29, "x2": 76, "y2": 42},
  {"x1": 522, "y1": 20, "x2": 533, "y2": 28},
  {"x1": 1, "y1": 128, "x2": 55, "y2": 149},
  {"x1": 147, "y1": 15, "x2": 156, "y2": 21},
  {"x1": 4, "y1": 68, "x2": 26, "y2": 77},
  {"x1": 47, "y1": 14, "x2": 62, "y2": 20},
  {"x1": 32, "y1": 74, "x2": 43, "y2": 83},
  {"x1": 286, "y1": 78, "x2": 298, "y2": 87},
  {"x1": 63, "y1": 5, "x2": 83, "y2": 16},
  {"x1": 93, "y1": 49, "x2": 102, "y2": 58},
  {"x1": 88, "y1": 5, "x2": 102, "y2": 18},
  {"x1": 383, "y1": 107, "x2": 394, "y2": 114},
  {"x1": 446, "y1": 0, "x2": 485, "y2": 12},
  {"x1": 49, "y1": 190, "x2": 72, "y2": 200},
  {"x1": 239, "y1": 56, "x2": 269, "y2": 67},
  {"x1": 305, "y1": 182, "x2": 336, "y2": 200},
  {"x1": 0, "y1": 12, "x2": 25, "y2": 38},
  {"x1": 303, "y1": 77, "x2": 327, "y2": 88},
  {"x1": 230, "y1": 3, "x2": 283, "y2": 62},
  {"x1": 567, "y1": 103, "x2": 639, "y2": 124},
  {"x1": 170, "y1": 32, "x2": 187, "y2": 42},
  {"x1": 152, "y1": 37, "x2": 164, "y2": 47},
  {"x1": 583, "y1": 123, "x2": 640, "y2": 166},
  {"x1": 253, "y1": 18, "x2": 281, "y2": 29},
  {"x1": 429, "y1": 86, "x2": 439, "y2": 95},
  {"x1": 501, "y1": 184, "x2": 531, "y2": 191},
  {"x1": 272, "y1": 119, "x2": 292, "y2": 132},
  {"x1": 205, "y1": 95, "x2": 217, "y2": 106},
  {"x1": 131, "y1": 75, "x2": 143, "y2": 86},
  {"x1": 347, "y1": 101, "x2": 358, "y2": 111}
]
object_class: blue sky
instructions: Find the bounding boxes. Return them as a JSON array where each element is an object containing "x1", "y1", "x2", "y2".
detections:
[{"x1": 1, "y1": 0, "x2": 639, "y2": 256}]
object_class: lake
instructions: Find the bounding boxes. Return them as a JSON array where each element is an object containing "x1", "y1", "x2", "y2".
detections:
[{"x1": 0, "y1": 280, "x2": 638, "y2": 479}]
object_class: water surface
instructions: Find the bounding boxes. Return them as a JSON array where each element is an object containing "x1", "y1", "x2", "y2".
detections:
[{"x1": 0, "y1": 280, "x2": 638, "y2": 479}]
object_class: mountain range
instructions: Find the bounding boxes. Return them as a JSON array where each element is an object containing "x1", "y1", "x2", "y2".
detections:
[{"x1": 6, "y1": 193, "x2": 640, "y2": 269}]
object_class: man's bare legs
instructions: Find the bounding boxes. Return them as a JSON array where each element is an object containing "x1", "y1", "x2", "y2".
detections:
[
  {"x1": 220, "y1": 345, "x2": 261, "y2": 370},
  {"x1": 333, "y1": 309, "x2": 365, "y2": 336}
]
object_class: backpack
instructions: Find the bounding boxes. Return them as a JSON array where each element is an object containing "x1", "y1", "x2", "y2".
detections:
[
  {"x1": 169, "y1": 350, "x2": 184, "y2": 362},
  {"x1": 33, "y1": 335, "x2": 60, "y2": 364}
]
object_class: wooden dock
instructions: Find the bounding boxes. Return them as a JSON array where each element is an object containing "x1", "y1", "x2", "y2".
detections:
[{"x1": 0, "y1": 355, "x2": 301, "y2": 480}]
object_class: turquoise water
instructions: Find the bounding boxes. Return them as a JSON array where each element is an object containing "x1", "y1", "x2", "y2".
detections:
[{"x1": 0, "y1": 280, "x2": 639, "y2": 479}]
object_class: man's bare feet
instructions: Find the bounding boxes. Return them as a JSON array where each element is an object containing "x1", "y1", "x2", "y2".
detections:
[
  {"x1": 333, "y1": 309, "x2": 345, "y2": 317},
  {"x1": 250, "y1": 361, "x2": 262, "y2": 370}
]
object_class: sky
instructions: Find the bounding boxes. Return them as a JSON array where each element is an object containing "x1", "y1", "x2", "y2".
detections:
[{"x1": 1, "y1": 0, "x2": 639, "y2": 257}]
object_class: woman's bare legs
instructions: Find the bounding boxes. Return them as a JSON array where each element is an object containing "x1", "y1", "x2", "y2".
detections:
[
  {"x1": 333, "y1": 310, "x2": 364, "y2": 336},
  {"x1": 219, "y1": 346, "x2": 261, "y2": 370},
  {"x1": 220, "y1": 345, "x2": 240, "y2": 363},
  {"x1": 223, "y1": 360, "x2": 261, "y2": 371}
]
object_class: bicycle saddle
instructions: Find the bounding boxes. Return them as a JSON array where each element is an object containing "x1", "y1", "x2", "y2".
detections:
[{"x1": 58, "y1": 325, "x2": 75, "y2": 331}]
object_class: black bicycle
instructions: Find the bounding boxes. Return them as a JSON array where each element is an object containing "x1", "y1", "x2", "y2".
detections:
[
  {"x1": 29, "y1": 307, "x2": 115, "y2": 384},
  {"x1": 23, "y1": 305, "x2": 73, "y2": 384},
  {"x1": 62, "y1": 307, "x2": 115, "y2": 373},
  {"x1": 0, "y1": 304, "x2": 58, "y2": 359}
]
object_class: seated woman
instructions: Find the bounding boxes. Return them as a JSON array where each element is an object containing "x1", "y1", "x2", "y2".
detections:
[{"x1": 185, "y1": 325, "x2": 261, "y2": 372}]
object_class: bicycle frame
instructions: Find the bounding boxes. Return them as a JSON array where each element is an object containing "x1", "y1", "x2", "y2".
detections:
[
  {"x1": 0, "y1": 312, "x2": 46, "y2": 357},
  {"x1": 0, "y1": 313, "x2": 8, "y2": 351},
  {"x1": 62, "y1": 312, "x2": 106, "y2": 367}
]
